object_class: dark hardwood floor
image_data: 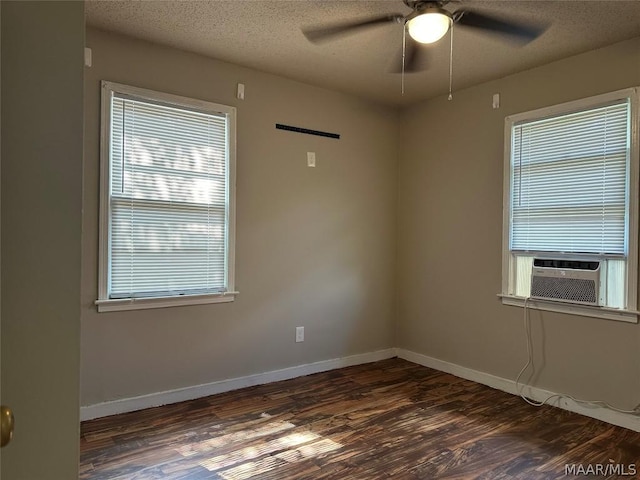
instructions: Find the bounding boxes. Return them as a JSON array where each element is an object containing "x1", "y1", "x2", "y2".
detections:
[{"x1": 80, "y1": 358, "x2": 640, "y2": 479}]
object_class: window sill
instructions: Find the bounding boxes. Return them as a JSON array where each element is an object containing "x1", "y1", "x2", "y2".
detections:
[
  {"x1": 498, "y1": 294, "x2": 638, "y2": 324},
  {"x1": 95, "y1": 291, "x2": 239, "y2": 312}
]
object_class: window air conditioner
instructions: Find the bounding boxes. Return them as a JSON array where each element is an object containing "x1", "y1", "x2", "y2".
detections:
[{"x1": 530, "y1": 258, "x2": 601, "y2": 306}]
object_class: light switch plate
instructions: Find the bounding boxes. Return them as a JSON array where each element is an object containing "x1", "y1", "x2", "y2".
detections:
[{"x1": 307, "y1": 152, "x2": 316, "y2": 167}]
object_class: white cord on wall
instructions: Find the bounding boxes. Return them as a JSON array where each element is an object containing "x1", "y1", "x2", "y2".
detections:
[{"x1": 515, "y1": 297, "x2": 640, "y2": 415}]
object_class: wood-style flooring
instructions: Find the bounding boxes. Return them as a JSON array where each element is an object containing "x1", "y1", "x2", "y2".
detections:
[{"x1": 80, "y1": 358, "x2": 640, "y2": 479}]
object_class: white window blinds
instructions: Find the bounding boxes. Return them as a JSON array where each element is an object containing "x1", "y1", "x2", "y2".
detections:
[
  {"x1": 510, "y1": 100, "x2": 630, "y2": 255},
  {"x1": 109, "y1": 94, "x2": 230, "y2": 299}
]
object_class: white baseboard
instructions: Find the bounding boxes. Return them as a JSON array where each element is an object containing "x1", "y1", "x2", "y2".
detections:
[
  {"x1": 396, "y1": 348, "x2": 640, "y2": 433},
  {"x1": 81, "y1": 346, "x2": 640, "y2": 432},
  {"x1": 80, "y1": 348, "x2": 397, "y2": 421}
]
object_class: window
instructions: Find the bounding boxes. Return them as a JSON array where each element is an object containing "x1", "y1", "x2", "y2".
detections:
[
  {"x1": 501, "y1": 88, "x2": 639, "y2": 322},
  {"x1": 96, "y1": 82, "x2": 237, "y2": 312}
]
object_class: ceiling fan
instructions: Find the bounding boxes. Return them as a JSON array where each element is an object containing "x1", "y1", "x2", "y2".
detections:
[{"x1": 302, "y1": 0, "x2": 548, "y2": 75}]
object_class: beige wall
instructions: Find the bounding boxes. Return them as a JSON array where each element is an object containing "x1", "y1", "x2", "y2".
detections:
[
  {"x1": 1, "y1": 1, "x2": 83, "y2": 477},
  {"x1": 398, "y1": 37, "x2": 640, "y2": 409},
  {"x1": 81, "y1": 29, "x2": 399, "y2": 406}
]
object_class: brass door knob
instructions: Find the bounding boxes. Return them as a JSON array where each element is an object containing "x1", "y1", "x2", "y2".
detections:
[{"x1": 1, "y1": 405, "x2": 14, "y2": 447}]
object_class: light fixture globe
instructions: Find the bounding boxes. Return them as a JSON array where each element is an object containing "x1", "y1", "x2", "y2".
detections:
[{"x1": 407, "y1": 8, "x2": 452, "y2": 44}]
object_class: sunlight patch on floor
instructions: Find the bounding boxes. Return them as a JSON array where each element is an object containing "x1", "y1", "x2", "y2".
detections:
[
  {"x1": 189, "y1": 414, "x2": 345, "y2": 480},
  {"x1": 217, "y1": 438, "x2": 342, "y2": 480},
  {"x1": 217, "y1": 456, "x2": 282, "y2": 480},
  {"x1": 176, "y1": 420, "x2": 296, "y2": 457},
  {"x1": 200, "y1": 431, "x2": 321, "y2": 471},
  {"x1": 275, "y1": 438, "x2": 343, "y2": 462}
]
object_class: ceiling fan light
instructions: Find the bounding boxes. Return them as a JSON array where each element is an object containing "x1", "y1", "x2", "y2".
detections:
[{"x1": 407, "y1": 11, "x2": 452, "y2": 44}]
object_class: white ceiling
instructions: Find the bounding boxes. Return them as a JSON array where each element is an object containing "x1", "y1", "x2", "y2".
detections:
[{"x1": 85, "y1": 0, "x2": 640, "y2": 107}]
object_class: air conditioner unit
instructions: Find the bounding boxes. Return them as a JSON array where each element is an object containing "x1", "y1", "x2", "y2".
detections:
[{"x1": 530, "y1": 258, "x2": 601, "y2": 306}]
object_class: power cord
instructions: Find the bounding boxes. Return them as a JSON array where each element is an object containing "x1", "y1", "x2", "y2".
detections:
[{"x1": 515, "y1": 297, "x2": 640, "y2": 415}]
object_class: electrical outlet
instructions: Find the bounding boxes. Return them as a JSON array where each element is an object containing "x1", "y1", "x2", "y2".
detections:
[{"x1": 295, "y1": 326, "x2": 304, "y2": 343}]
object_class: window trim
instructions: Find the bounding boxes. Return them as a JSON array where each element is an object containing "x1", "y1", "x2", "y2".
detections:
[
  {"x1": 501, "y1": 87, "x2": 639, "y2": 323},
  {"x1": 96, "y1": 81, "x2": 237, "y2": 312}
]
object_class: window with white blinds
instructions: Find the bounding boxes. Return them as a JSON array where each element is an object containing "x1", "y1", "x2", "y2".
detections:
[
  {"x1": 502, "y1": 88, "x2": 639, "y2": 319},
  {"x1": 510, "y1": 101, "x2": 629, "y2": 255},
  {"x1": 97, "y1": 82, "x2": 237, "y2": 311}
]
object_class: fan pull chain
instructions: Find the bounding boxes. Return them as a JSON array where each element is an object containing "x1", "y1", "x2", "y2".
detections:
[
  {"x1": 448, "y1": 21, "x2": 454, "y2": 101},
  {"x1": 401, "y1": 24, "x2": 406, "y2": 95}
]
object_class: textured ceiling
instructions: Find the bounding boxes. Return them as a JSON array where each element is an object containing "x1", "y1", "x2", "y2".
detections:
[{"x1": 85, "y1": 0, "x2": 640, "y2": 107}]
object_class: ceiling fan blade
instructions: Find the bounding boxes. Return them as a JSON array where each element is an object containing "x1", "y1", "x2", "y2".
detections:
[
  {"x1": 453, "y1": 10, "x2": 548, "y2": 44},
  {"x1": 390, "y1": 35, "x2": 430, "y2": 73},
  {"x1": 303, "y1": 14, "x2": 404, "y2": 43}
]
